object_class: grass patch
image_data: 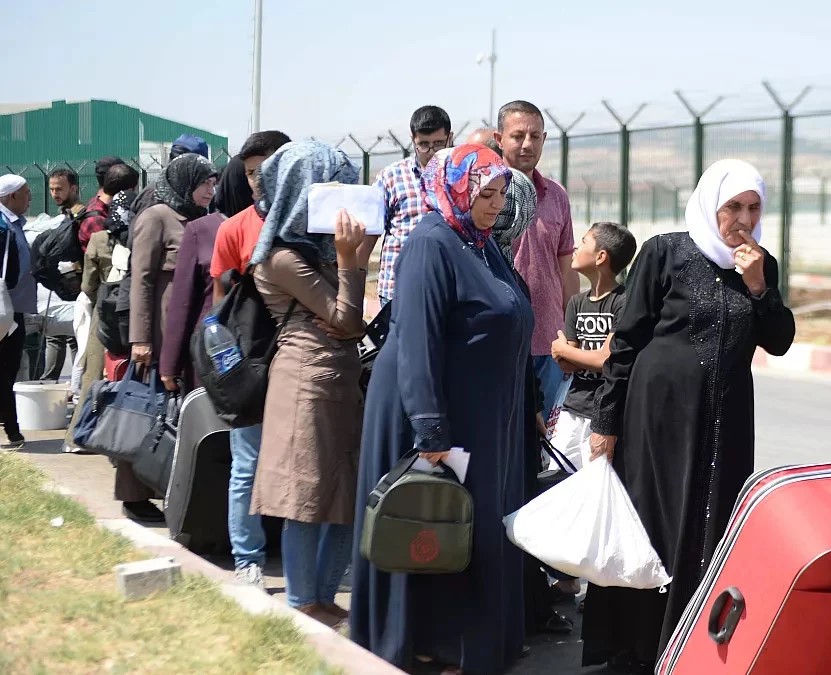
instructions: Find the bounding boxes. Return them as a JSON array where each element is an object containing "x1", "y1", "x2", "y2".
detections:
[{"x1": 0, "y1": 454, "x2": 336, "y2": 674}]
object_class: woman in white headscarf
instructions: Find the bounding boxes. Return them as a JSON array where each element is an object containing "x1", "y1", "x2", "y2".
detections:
[{"x1": 581, "y1": 160, "x2": 795, "y2": 673}]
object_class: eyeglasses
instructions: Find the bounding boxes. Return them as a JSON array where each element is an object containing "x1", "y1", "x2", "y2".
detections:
[{"x1": 414, "y1": 139, "x2": 450, "y2": 153}]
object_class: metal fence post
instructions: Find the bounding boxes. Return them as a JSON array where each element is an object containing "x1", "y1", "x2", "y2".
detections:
[
  {"x1": 602, "y1": 101, "x2": 646, "y2": 229},
  {"x1": 544, "y1": 110, "x2": 584, "y2": 189},
  {"x1": 583, "y1": 177, "x2": 593, "y2": 225},
  {"x1": 651, "y1": 183, "x2": 659, "y2": 224},
  {"x1": 763, "y1": 82, "x2": 812, "y2": 304},
  {"x1": 388, "y1": 130, "x2": 411, "y2": 159},
  {"x1": 347, "y1": 135, "x2": 383, "y2": 186},
  {"x1": 675, "y1": 91, "x2": 723, "y2": 182},
  {"x1": 33, "y1": 163, "x2": 49, "y2": 215}
]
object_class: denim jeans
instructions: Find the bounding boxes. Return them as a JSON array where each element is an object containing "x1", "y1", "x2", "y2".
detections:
[
  {"x1": 533, "y1": 355, "x2": 573, "y2": 438},
  {"x1": 281, "y1": 520, "x2": 353, "y2": 608},
  {"x1": 228, "y1": 424, "x2": 266, "y2": 570}
]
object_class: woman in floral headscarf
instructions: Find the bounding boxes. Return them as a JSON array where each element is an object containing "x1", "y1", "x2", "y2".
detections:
[{"x1": 350, "y1": 145, "x2": 533, "y2": 675}]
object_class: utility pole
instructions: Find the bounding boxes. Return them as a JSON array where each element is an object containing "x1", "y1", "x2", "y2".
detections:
[
  {"x1": 251, "y1": 0, "x2": 263, "y2": 132},
  {"x1": 477, "y1": 30, "x2": 497, "y2": 126}
]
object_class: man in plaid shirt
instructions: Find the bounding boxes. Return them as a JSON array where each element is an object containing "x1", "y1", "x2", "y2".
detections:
[
  {"x1": 78, "y1": 156, "x2": 126, "y2": 253},
  {"x1": 375, "y1": 105, "x2": 452, "y2": 305}
]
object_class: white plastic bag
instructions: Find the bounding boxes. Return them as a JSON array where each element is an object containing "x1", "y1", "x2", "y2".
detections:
[{"x1": 503, "y1": 456, "x2": 671, "y2": 589}]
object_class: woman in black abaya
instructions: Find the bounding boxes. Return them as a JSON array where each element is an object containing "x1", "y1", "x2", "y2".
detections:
[{"x1": 582, "y1": 159, "x2": 795, "y2": 673}]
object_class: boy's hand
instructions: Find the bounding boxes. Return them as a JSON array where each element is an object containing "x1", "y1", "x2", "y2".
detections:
[{"x1": 551, "y1": 330, "x2": 570, "y2": 360}]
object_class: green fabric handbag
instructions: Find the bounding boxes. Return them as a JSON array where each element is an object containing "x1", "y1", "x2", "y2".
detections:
[{"x1": 360, "y1": 451, "x2": 474, "y2": 574}]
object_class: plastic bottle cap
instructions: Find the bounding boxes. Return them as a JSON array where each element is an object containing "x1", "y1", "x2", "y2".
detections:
[{"x1": 203, "y1": 315, "x2": 219, "y2": 326}]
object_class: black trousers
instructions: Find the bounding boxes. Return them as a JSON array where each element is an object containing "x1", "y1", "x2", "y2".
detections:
[{"x1": 0, "y1": 314, "x2": 26, "y2": 438}]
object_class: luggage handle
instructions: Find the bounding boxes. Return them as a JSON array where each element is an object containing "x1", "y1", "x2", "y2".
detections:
[
  {"x1": 708, "y1": 586, "x2": 745, "y2": 645},
  {"x1": 540, "y1": 435, "x2": 577, "y2": 475},
  {"x1": 113, "y1": 360, "x2": 163, "y2": 411},
  {"x1": 367, "y1": 450, "x2": 458, "y2": 508}
]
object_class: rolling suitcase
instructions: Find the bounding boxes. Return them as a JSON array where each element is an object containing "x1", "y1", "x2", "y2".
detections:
[
  {"x1": 657, "y1": 463, "x2": 831, "y2": 675},
  {"x1": 164, "y1": 387, "x2": 282, "y2": 555},
  {"x1": 164, "y1": 388, "x2": 234, "y2": 553}
]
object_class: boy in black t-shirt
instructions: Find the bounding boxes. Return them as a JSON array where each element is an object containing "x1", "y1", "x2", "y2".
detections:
[{"x1": 550, "y1": 221, "x2": 637, "y2": 469}]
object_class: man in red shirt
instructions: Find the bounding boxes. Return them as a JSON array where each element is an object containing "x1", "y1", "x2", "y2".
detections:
[
  {"x1": 209, "y1": 129, "x2": 290, "y2": 589},
  {"x1": 211, "y1": 131, "x2": 291, "y2": 301}
]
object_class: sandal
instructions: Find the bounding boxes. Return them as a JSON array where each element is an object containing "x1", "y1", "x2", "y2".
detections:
[
  {"x1": 538, "y1": 610, "x2": 574, "y2": 635},
  {"x1": 323, "y1": 602, "x2": 349, "y2": 620},
  {"x1": 409, "y1": 656, "x2": 462, "y2": 675},
  {"x1": 295, "y1": 602, "x2": 342, "y2": 629}
]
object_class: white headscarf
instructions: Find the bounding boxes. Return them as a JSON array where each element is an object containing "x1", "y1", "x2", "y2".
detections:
[
  {"x1": 0, "y1": 174, "x2": 26, "y2": 198},
  {"x1": 685, "y1": 159, "x2": 765, "y2": 269}
]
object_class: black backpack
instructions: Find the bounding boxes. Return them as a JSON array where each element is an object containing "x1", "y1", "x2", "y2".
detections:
[
  {"x1": 190, "y1": 271, "x2": 296, "y2": 427},
  {"x1": 30, "y1": 208, "x2": 102, "y2": 301}
]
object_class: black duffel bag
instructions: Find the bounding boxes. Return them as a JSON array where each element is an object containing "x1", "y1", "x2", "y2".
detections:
[{"x1": 132, "y1": 393, "x2": 182, "y2": 496}]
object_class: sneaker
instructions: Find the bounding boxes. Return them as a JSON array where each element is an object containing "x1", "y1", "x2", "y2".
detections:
[
  {"x1": 121, "y1": 500, "x2": 165, "y2": 523},
  {"x1": 62, "y1": 443, "x2": 94, "y2": 455},
  {"x1": 235, "y1": 563, "x2": 266, "y2": 591},
  {"x1": 338, "y1": 565, "x2": 352, "y2": 592},
  {"x1": 0, "y1": 433, "x2": 25, "y2": 451}
]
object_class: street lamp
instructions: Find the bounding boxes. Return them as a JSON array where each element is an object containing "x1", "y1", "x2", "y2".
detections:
[
  {"x1": 251, "y1": 0, "x2": 263, "y2": 133},
  {"x1": 476, "y1": 29, "x2": 497, "y2": 126}
]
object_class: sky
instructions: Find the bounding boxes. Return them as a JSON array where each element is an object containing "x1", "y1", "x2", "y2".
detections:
[{"x1": 1, "y1": 0, "x2": 829, "y2": 153}]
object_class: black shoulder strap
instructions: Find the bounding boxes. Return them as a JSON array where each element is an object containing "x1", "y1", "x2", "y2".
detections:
[
  {"x1": 540, "y1": 436, "x2": 577, "y2": 474},
  {"x1": 367, "y1": 450, "x2": 419, "y2": 507},
  {"x1": 76, "y1": 209, "x2": 104, "y2": 222}
]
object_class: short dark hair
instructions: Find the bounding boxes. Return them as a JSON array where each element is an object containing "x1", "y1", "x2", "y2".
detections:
[
  {"x1": 409, "y1": 106, "x2": 451, "y2": 137},
  {"x1": 95, "y1": 156, "x2": 125, "y2": 187},
  {"x1": 48, "y1": 167, "x2": 79, "y2": 187},
  {"x1": 590, "y1": 222, "x2": 637, "y2": 274},
  {"x1": 497, "y1": 100, "x2": 545, "y2": 132},
  {"x1": 238, "y1": 130, "x2": 292, "y2": 161},
  {"x1": 103, "y1": 164, "x2": 140, "y2": 197}
]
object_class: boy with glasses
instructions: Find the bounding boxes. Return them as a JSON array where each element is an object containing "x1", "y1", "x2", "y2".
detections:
[{"x1": 375, "y1": 105, "x2": 452, "y2": 305}]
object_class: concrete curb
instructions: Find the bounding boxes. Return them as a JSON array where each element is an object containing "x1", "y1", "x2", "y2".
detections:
[
  {"x1": 753, "y1": 343, "x2": 831, "y2": 374},
  {"x1": 46, "y1": 484, "x2": 403, "y2": 675}
]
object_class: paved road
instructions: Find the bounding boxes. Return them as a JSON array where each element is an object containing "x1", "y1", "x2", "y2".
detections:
[
  {"x1": 11, "y1": 370, "x2": 831, "y2": 675},
  {"x1": 511, "y1": 370, "x2": 831, "y2": 674},
  {"x1": 754, "y1": 371, "x2": 831, "y2": 470}
]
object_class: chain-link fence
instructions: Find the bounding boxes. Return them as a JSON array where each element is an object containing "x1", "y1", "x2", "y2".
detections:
[
  {"x1": 5, "y1": 149, "x2": 231, "y2": 219},
  {"x1": 7, "y1": 104, "x2": 831, "y2": 301},
  {"x1": 341, "y1": 109, "x2": 830, "y2": 302}
]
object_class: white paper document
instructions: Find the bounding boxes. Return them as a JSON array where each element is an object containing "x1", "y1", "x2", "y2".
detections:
[
  {"x1": 307, "y1": 183, "x2": 385, "y2": 236},
  {"x1": 412, "y1": 447, "x2": 470, "y2": 483}
]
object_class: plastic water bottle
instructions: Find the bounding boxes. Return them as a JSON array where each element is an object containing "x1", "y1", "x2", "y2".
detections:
[{"x1": 203, "y1": 316, "x2": 242, "y2": 374}]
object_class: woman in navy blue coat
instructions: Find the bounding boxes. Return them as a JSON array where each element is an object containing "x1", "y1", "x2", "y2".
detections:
[{"x1": 350, "y1": 145, "x2": 534, "y2": 675}]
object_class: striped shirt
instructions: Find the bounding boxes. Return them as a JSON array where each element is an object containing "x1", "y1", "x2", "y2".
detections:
[{"x1": 375, "y1": 157, "x2": 427, "y2": 302}]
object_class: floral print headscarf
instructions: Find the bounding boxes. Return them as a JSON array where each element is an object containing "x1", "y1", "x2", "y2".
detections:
[{"x1": 421, "y1": 144, "x2": 511, "y2": 249}]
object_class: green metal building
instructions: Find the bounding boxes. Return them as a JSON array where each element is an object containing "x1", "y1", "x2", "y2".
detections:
[{"x1": 0, "y1": 99, "x2": 228, "y2": 215}]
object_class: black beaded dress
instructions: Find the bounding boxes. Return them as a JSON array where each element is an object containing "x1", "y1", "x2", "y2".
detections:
[{"x1": 582, "y1": 232, "x2": 795, "y2": 666}]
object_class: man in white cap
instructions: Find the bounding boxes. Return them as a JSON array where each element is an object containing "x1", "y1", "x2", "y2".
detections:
[{"x1": 0, "y1": 174, "x2": 35, "y2": 450}]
